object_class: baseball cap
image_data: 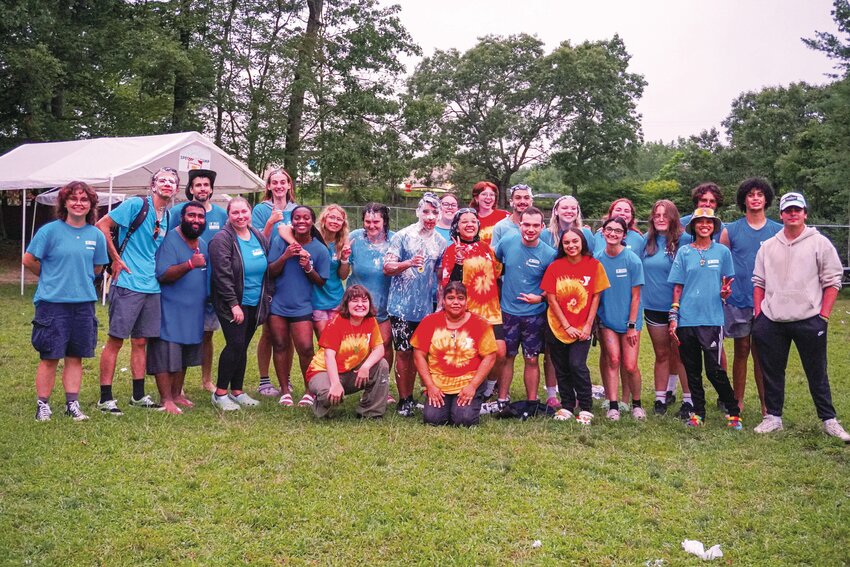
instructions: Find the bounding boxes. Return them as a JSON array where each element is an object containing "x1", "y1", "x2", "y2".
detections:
[{"x1": 779, "y1": 192, "x2": 807, "y2": 211}]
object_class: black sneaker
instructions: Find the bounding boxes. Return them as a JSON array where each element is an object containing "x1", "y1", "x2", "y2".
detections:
[
  {"x1": 654, "y1": 400, "x2": 667, "y2": 415},
  {"x1": 397, "y1": 398, "x2": 414, "y2": 417},
  {"x1": 677, "y1": 402, "x2": 694, "y2": 420},
  {"x1": 665, "y1": 391, "x2": 676, "y2": 406},
  {"x1": 65, "y1": 400, "x2": 89, "y2": 421},
  {"x1": 97, "y1": 399, "x2": 124, "y2": 415}
]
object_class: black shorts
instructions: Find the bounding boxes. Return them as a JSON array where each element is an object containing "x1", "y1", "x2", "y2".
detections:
[{"x1": 644, "y1": 309, "x2": 669, "y2": 327}]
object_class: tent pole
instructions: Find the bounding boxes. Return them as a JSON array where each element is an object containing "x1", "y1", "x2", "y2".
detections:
[
  {"x1": 20, "y1": 188, "x2": 26, "y2": 295},
  {"x1": 102, "y1": 176, "x2": 114, "y2": 305}
]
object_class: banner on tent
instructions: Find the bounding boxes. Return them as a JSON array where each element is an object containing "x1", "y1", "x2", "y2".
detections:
[{"x1": 178, "y1": 145, "x2": 211, "y2": 171}]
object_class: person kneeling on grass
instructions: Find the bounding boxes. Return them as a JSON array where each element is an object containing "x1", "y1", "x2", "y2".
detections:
[
  {"x1": 668, "y1": 208, "x2": 741, "y2": 429},
  {"x1": 411, "y1": 282, "x2": 497, "y2": 427},
  {"x1": 306, "y1": 285, "x2": 389, "y2": 418}
]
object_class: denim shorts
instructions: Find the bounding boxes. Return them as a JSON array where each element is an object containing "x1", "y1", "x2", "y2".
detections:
[
  {"x1": 107, "y1": 286, "x2": 161, "y2": 339},
  {"x1": 502, "y1": 312, "x2": 545, "y2": 358},
  {"x1": 31, "y1": 301, "x2": 98, "y2": 360}
]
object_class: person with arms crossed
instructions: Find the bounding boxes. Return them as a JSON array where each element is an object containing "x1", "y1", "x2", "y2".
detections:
[
  {"x1": 24, "y1": 181, "x2": 108, "y2": 421},
  {"x1": 751, "y1": 192, "x2": 850, "y2": 442}
]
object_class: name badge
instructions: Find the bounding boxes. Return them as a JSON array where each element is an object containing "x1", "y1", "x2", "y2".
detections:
[
  {"x1": 252, "y1": 248, "x2": 264, "y2": 257},
  {"x1": 208, "y1": 222, "x2": 220, "y2": 230}
]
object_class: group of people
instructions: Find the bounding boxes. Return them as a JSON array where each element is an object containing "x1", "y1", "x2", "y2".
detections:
[{"x1": 24, "y1": 169, "x2": 850, "y2": 443}]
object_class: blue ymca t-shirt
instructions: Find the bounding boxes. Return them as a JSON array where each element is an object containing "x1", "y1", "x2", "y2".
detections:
[
  {"x1": 168, "y1": 202, "x2": 228, "y2": 244},
  {"x1": 595, "y1": 247, "x2": 644, "y2": 332},
  {"x1": 592, "y1": 228, "x2": 643, "y2": 255},
  {"x1": 155, "y1": 230, "x2": 209, "y2": 345},
  {"x1": 491, "y1": 217, "x2": 519, "y2": 249},
  {"x1": 385, "y1": 225, "x2": 447, "y2": 322},
  {"x1": 268, "y1": 237, "x2": 330, "y2": 317},
  {"x1": 539, "y1": 226, "x2": 595, "y2": 255},
  {"x1": 109, "y1": 196, "x2": 168, "y2": 293},
  {"x1": 667, "y1": 242, "x2": 734, "y2": 327},
  {"x1": 638, "y1": 234, "x2": 679, "y2": 312},
  {"x1": 312, "y1": 241, "x2": 345, "y2": 311},
  {"x1": 347, "y1": 228, "x2": 395, "y2": 321},
  {"x1": 237, "y1": 233, "x2": 267, "y2": 307},
  {"x1": 251, "y1": 201, "x2": 295, "y2": 234},
  {"x1": 494, "y1": 234, "x2": 556, "y2": 317},
  {"x1": 724, "y1": 218, "x2": 782, "y2": 308},
  {"x1": 27, "y1": 220, "x2": 108, "y2": 304}
]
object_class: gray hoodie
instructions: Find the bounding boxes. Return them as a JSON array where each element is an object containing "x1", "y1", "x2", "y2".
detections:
[{"x1": 752, "y1": 226, "x2": 842, "y2": 322}]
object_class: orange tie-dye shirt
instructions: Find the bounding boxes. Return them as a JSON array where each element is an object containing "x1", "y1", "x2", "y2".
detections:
[
  {"x1": 306, "y1": 316, "x2": 383, "y2": 380},
  {"x1": 441, "y1": 241, "x2": 502, "y2": 325},
  {"x1": 410, "y1": 312, "x2": 497, "y2": 394},
  {"x1": 540, "y1": 255, "x2": 610, "y2": 344},
  {"x1": 476, "y1": 209, "x2": 510, "y2": 247}
]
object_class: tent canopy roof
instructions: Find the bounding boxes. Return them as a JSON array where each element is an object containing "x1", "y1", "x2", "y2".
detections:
[{"x1": 0, "y1": 132, "x2": 264, "y2": 193}]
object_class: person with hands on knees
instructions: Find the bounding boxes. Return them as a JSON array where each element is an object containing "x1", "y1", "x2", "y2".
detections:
[
  {"x1": 667, "y1": 208, "x2": 740, "y2": 429},
  {"x1": 208, "y1": 197, "x2": 272, "y2": 411},
  {"x1": 751, "y1": 192, "x2": 850, "y2": 443},
  {"x1": 412, "y1": 282, "x2": 498, "y2": 426},
  {"x1": 306, "y1": 285, "x2": 389, "y2": 419}
]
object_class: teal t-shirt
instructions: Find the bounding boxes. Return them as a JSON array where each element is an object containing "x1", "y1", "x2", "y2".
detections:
[
  {"x1": 348, "y1": 228, "x2": 395, "y2": 321},
  {"x1": 237, "y1": 233, "x2": 267, "y2": 307},
  {"x1": 109, "y1": 196, "x2": 168, "y2": 293},
  {"x1": 595, "y1": 247, "x2": 645, "y2": 333},
  {"x1": 494, "y1": 234, "x2": 557, "y2": 317},
  {"x1": 638, "y1": 234, "x2": 679, "y2": 312},
  {"x1": 155, "y1": 231, "x2": 209, "y2": 344},
  {"x1": 667, "y1": 242, "x2": 735, "y2": 327},
  {"x1": 251, "y1": 201, "x2": 294, "y2": 234},
  {"x1": 168, "y1": 202, "x2": 228, "y2": 244},
  {"x1": 27, "y1": 220, "x2": 109, "y2": 304},
  {"x1": 311, "y1": 241, "x2": 345, "y2": 311}
]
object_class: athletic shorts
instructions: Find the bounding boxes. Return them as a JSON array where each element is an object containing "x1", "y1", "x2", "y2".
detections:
[
  {"x1": 390, "y1": 316, "x2": 420, "y2": 352},
  {"x1": 502, "y1": 312, "x2": 545, "y2": 358},
  {"x1": 492, "y1": 323, "x2": 505, "y2": 341},
  {"x1": 644, "y1": 309, "x2": 669, "y2": 327},
  {"x1": 312, "y1": 308, "x2": 340, "y2": 322},
  {"x1": 31, "y1": 301, "x2": 98, "y2": 360},
  {"x1": 723, "y1": 304, "x2": 754, "y2": 339},
  {"x1": 204, "y1": 303, "x2": 221, "y2": 332},
  {"x1": 146, "y1": 338, "x2": 202, "y2": 374},
  {"x1": 107, "y1": 286, "x2": 161, "y2": 339}
]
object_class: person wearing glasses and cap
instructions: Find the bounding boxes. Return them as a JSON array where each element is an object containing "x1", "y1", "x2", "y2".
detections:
[
  {"x1": 168, "y1": 169, "x2": 228, "y2": 393},
  {"x1": 95, "y1": 166, "x2": 177, "y2": 415},
  {"x1": 667, "y1": 207, "x2": 740, "y2": 429},
  {"x1": 490, "y1": 184, "x2": 534, "y2": 249},
  {"x1": 751, "y1": 192, "x2": 850, "y2": 443}
]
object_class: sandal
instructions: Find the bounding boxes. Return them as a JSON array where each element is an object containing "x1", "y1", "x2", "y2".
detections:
[
  {"x1": 278, "y1": 393, "x2": 293, "y2": 407},
  {"x1": 257, "y1": 383, "x2": 281, "y2": 397},
  {"x1": 298, "y1": 393, "x2": 315, "y2": 407}
]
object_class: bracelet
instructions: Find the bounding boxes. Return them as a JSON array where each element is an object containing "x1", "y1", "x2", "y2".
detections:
[
  {"x1": 340, "y1": 260, "x2": 350, "y2": 265},
  {"x1": 304, "y1": 266, "x2": 314, "y2": 274},
  {"x1": 186, "y1": 260, "x2": 193, "y2": 270},
  {"x1": 668, "y1": 311, "x2": 679, "y2": 322},
  {"x1": 671, "y1": 302, "x2": 680, "y2": 309}
]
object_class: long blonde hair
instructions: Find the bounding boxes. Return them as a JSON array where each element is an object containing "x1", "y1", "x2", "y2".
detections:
[
  {"x1": 317, "y1": 204, "x2": 349, "y2": 254},
  {"x1": 547, "y1": 195, "x2": 584, "y2": 245}
]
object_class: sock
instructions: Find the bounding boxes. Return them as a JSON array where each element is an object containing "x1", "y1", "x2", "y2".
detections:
[
  {"x1": 38, "y1": 396, "x2": 49, "y2": 404},
  {"x1": 259, "y1": 376, "x2": 271, "y2": 387},
  {"x1": 655, "y1": 390, "x2": 666, "y2": 402},
  {"x1": 100, "y1": 385, "x2": 113, "y2": 403},
  {"x1": 132, "y1": 378, "x2": 145, "y2": 400},
  {"x1": 609, "y1": 400, "x2": 618, "y2": 409},
  {"x1": 632, "y1": 399, "x2": 642, "y2": 409},
  {"x1": 65, "y1": 392, "x2": 78, "y2": 404},
  {"x1": 683, "y1": 393, "x2": 692, "y2": 404},
  {"x1": 483, "y1": 380, "x2": 496, "y2": 397},
  {"x1": 546, "y1": 386, "x2": 557, "y2": 398},
  {"x1": 667, "y1": 375, "x2": 679, "y2": 392},
  {"x1": 497, "y1": 398, "x2": 509, "y2": 406}
]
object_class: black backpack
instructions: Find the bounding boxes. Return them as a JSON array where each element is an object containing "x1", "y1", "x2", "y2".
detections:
[{"x1": 105, "y1": 197, "x2": 152, "y2": 275}]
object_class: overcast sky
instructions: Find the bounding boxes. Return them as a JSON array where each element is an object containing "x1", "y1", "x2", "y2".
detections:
[{"x1": 393, "y1": 0, "x2": 841, "y2": 143}]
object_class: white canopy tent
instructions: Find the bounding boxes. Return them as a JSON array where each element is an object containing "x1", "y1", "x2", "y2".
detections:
[{"x1": 0, "y1": 132, "x2": 265, "y2": 294}]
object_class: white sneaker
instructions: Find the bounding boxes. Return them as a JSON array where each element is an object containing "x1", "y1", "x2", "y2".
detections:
[
  {"x1": 35, "y1": 400, "x2": 52, "y2": 422},
  {"x1": 823, "y1": 418, "x2": 850, "y2": 443},
  {"x1": 576, "y1": 410, "x2": 594, "y2": 425},
  {"x1": 754, "y1": 414, "x2": 784, "y2": 434},
  {"x1": 631, "y1": 406, "x2": 647, "y2": 421},
  {"x1": 553, "y1": 408, "x2": 575, "y2": 421},
  {"x1": 591, "y1": 385, "x2": 606, "y2": 399},
  {"x1": 606, "y1": 409, "x2": 620, "y2": 421},
  {"x1": 64, "y1": 400, "x2": 89, "y2": 421},
  {"x1": 97, "y1": 399, "x2": 123, "y2": 416},
  {"x1": 229, "y1": 392, "x2": 260, "y2": 407},
  {"x1": 211, "y1": 393, "x2": 240, "y2": 411}
]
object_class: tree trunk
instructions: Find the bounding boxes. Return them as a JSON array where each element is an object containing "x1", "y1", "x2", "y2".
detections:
[{"x1": 283, "y1": 0, "x2": 323, "y2": 180}]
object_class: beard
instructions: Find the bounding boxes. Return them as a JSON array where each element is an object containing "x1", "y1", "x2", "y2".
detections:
[{"x1": 181, "y1": 219, "x2": 206, "y2": 239}]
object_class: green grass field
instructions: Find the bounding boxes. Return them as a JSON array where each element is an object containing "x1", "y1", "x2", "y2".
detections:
[{"x1": 2, "y1": 283, "x2": 849, "y2": 565}]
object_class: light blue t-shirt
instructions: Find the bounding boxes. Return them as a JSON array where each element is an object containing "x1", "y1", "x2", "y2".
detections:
[
  {"x1": 491, "y1": 217, "x2": 520, "y2": 249},
  {"x1": 385, "y1": 224, "x2": 447, "y2": 322},
  {"x1": 540, "y1": 226, "x2": 595, "y2": 255},
  {"x1": 592, "y1": 228, "x2": 643, "y2": 255},
  {"x1": 347, "y1": 228, "x2": 395, "y2": 321},
  {"x1": 109, "y1": 196, "x2": 168, "y2": 293},
  {"x1": 237, "y1": 233, "x2": 267, "y2": 307},
  {"x1": 155, "y1": 230, "x2": 209, "y2": 345},
  {"x1": 638, "y1": 234, "x2": 679, "y2": 312},
  {"x1": 667, "y1": 242, "x2": 735, "y2": 327},
  {"x1": 312, "y1": 240, "x2": 345, "y2": 311},
  {"x1": 27, "y1": 220, "x2": 108, "y2": 304},
  {"x1": 435, "y1": 226, "x2": 452, "y2": 243},
  {"x1": 724, "y1": 218, "x2": 782, "y2": 308},
  {"x1": 595, "y1": 247, "x2": 645, "y2": 333},
  {"x1": 268, "y1": 237, "x2": 330, "y2": 317},
  {"x1": 251, "y1": 200, "x2": 295, "y2": 234},
  {"x1": 168, "y1": 202, "x2": 228, "y2": 244},
  {"x1": 494, "y1": 234, "x2": 556, "y2": 316}
]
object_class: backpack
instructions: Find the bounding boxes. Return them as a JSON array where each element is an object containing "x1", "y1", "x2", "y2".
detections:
[{"x1": 105, "y1": 197, "x2": 150, "y2": 275}]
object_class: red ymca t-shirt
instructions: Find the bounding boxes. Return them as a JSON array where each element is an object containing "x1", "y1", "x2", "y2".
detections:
[
  {"x1": 476, "y1": 209, "x2": 510, "y2": 247},
  {"x1": 306, "y1": 316, "x2": 383, "y2": 380},
  {"x1": 540, "y1": 255, "x2": 610, "y2": 343}
]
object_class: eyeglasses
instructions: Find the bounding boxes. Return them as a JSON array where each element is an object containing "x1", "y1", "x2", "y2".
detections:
[
  {"x1": 441, "y1": 202, "x2": 458, "y2": 209},
  {"x1": 603, "y1": 227, "x2": 625, "y2": 235}
]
